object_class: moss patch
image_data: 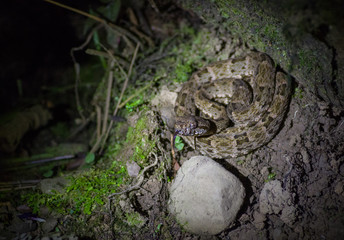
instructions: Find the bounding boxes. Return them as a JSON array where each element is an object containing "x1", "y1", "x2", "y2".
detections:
[
  {"x1": 124, "y1": 111, "x2": 157, "y2": 166},
  {"x1": 22, "y1": 166, "x2": 127, "y2": 215}
]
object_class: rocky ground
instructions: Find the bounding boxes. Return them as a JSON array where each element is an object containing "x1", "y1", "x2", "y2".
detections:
[
  {"x1": 152, "y1": 67, "x2": 344, "y2": 239},
  {"x1": 1, "y1": 1, "x2": 344, "y2": 239}
]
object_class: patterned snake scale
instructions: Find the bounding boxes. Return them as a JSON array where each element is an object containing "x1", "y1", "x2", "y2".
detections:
[{"x1": 174, "y1": 52, "x2": 291, "y2": 158}]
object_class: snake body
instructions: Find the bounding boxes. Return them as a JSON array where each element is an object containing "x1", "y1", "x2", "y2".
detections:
[{"x1": 174, "y1": 52, "x2": 291, "y2": 158}]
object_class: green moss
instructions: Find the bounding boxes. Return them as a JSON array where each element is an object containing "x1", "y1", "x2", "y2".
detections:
[
  {"x1": 206, "y1": 0, "x2": 292, "y2": 67},
  {"x1": 180, "y1": 0, "x2": 334, "y2": 106},
  {"x1": 125, "y1": 212, "x2": 145, "y2": 227},
  {"x1": 174, "y1": 63, "x2": 193, "y2": 83},
  {"x1": 163, "y1": 27, "x2": 222, "y2": 85},
  {"x1": 263, "y1": 24, "x2": 279, "y2": 42},
  {"x1": 23, "y1": 166, "x2": 126, "y2": 215},
  {"x1": 125, "y1": 111, "x2": 156, "y2": 165},
  {"x1": 21, "y1": 111, "x2": 158, "y2": 233},
  {"x1": 297, "y1": 49, "x2": 318, "y2": 72}
]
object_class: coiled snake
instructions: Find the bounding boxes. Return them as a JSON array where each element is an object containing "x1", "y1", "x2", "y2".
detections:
[{"x1": 174, "y1": 52, "x2": 291, "y2": 158}]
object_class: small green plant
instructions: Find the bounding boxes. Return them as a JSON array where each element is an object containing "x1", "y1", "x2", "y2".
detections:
[
  {"x1": 43, "y1": 169, "x2": 54, "y2": 178},
  {"x1": 293, "y1": 87, "x2": 304, "y2": 99},
  {"x1": 126, "y1": 97, "x2": 144, "y2": 112},
  {"x1": 265, "y1": 168, "x2": 276, "y2": 182},
  {"x1": 155, "y1": 223, "x2": 162, "y2": 233},
  {"x1": 85, "y1": 152, "x2": 95, "y2": 164},
  {"x1": 174, "y1": 136, "x2": 185, "y2": 151},
  {"x1": 237, "y1": 159, "x2": 244, "y2": 165}
]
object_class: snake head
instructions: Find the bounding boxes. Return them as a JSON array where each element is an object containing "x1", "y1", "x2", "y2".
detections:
[{"x1": 174, "y1": 116, "x2": 214, "y2": 137}]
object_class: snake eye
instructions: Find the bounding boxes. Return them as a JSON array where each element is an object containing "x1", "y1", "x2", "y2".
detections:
[{"x1": 189, "y1": 122, "x2": 197, "y2": 129}]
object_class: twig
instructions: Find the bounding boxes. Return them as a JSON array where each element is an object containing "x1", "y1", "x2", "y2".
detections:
[
  {"x1": 44, "y1": 0, "x2": 149, "y2": 48},
  {"x1": 85, "y1": 49, "x2": 130, "y2": 69},
  {"x1": 95, "y1": 44, "x2": 155, "y2": 122},
  {"x1": 332, "y1": 119, "x2": 344, "y2": 133},
  {"x1": 95, "y1": 105, "x2": 102, "y2": 139},
  {"x1": 293, "y1": 110, "x2": 298, "y2": 119},
  {"x1": 108, "y1": 152, "x2": 159, "y2": 198},
  {"x1": 102, "y1": 59, "x2": 115, "y2": 136},
  {"x1": 171, "y1": 134, "x2": 180, "y2": 173},
  {"x1": 0, "y1": 180, "x2": 41, "y2": 185},
  {"x1": 128, "y1": 25, "x2": 154, "y2": 47},
  {"x1": 105, "y1": 25, "x2": 135, "y2": 51},
  {"x1": 85, "y1": 49, "x2": 112, "y2": 59},
  {"x1": 99, "y1": 43, "x2": 140, "y2": 153},
  {"x1": 27, "y1": 154, "x2": 75, "y2": 164},
  {"x1": 44, "y1": 0, "x2": 106, "y2": 23},
  {"x1": 171, "y1": 134, "x2": 176, "y2": 164},
  {"x1": 118, "y1": 79, "x2": 156, "y2": 109},
  {"x1": 0, "y1": 186, "x2": 37, "y2": 192},
  {"x1": 90, "y1": 43, "x2": 140, "y2": 154},
  {"x1": 114, "y1": 43, "x2": 140, "y2": 121},
  {"x1": 0, "y1": 180, "x2": 41, "y2": 192},
  {"x1": 70, "y1": 24, "x2": 104, "y2": 122},
  {"x1": 148, "y1": 0, "x2": 160, "y2": 13},
  {"x1": 99, "y1": 43, "x2": 128, "y2": 79}
]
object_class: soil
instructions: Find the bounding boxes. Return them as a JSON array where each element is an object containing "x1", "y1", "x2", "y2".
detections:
[
  {"x1": 153, "y1": 76, "x2": 344, "y2": 239},
  {"x1": 140, "y1": 1, "x2": 344, "y2": 237},
  {"x1": 220, "y1": 92, "x2": 344, "y2": 239}
]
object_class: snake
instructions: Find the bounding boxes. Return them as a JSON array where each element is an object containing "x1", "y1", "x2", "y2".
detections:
[{"x1": 174, "y1": 52, "x2": 291, "y2": 159}]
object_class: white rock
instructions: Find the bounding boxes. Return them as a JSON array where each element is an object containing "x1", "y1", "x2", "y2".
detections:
[{"x1": 169, "y1": 156, "x2": 245, "y2": 235}]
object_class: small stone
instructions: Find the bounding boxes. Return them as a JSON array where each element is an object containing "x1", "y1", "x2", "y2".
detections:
[
  {"x1": 272, "y1": 228, "x2": 288, "y2": 240},
  {"x1": 281, "y1": 205, "x2": 297, "y2": 227},
  {"x1": 260, "y1": 166, "x2": 269, "y2": 176},
  {"x1": 39, "y1": 177, "x2": 69, "y2": 195},
  {"x1": 42, "y1": 218, "x2": 58, "y2": 233},
  {"x1": 334, "y1": 181, "x2": 344, "y2": 196},
  {"x1": 7, "y1": 216, "x2": 37, "y2": 233},
  {"x1": 126, "y1": 161, "x2": 141, "y2": 177},
  {"x1": 260, "y1": 180, "x2": 288, "y2": 215},
  {"x1": 259, "y1": 180, "x2": 296, "y2": 226},
  {"x1": 300, "y1": 148, "x2": 309, "y2": 164},
  {"x1": 253, "y1": 211, "x2": 266, "y2": 229},
  {"x1": 289, "y1": 134, "x2": 301, "y2": 147}
]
